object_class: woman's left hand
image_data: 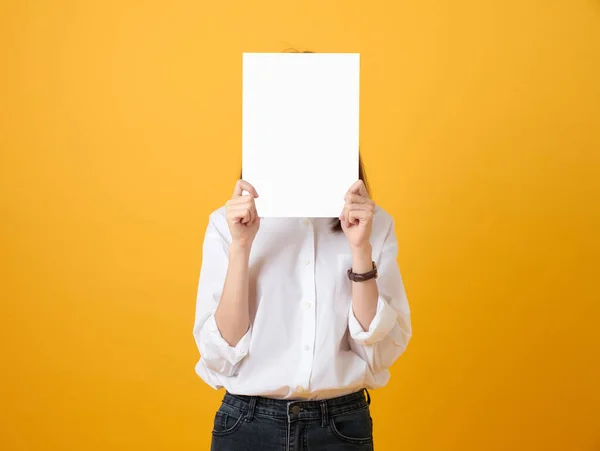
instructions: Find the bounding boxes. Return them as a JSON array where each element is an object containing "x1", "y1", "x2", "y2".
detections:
[{"x1": 340, "y1": 180, "x2": 375, "y2": 250}]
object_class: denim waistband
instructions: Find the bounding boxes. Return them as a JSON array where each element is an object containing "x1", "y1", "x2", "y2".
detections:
[{"x1": 222, "y1": 389, "x2": 371, "y2": 423}]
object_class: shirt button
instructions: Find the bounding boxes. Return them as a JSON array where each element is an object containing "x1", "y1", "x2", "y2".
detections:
[
  {"x1": 303, "y1": 301, "x2": 311, "y2": 309},
  {"x1": 304, "y1": 345, "x2": 310, "y2": 351},
  {"x1": 305, "y1": 260, "x2": 311, "y2": 266}
]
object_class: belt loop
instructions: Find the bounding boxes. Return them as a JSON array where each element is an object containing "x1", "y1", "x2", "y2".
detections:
[
  {"x1": 245, "y1": 396, "x2": 257, "y2": 422},
  {"x1": 364, "y1": 388, "x2": 371, "y2": 406},
  {"x1": 320, "y1": 400, "x2": 329, "y2": 428}
]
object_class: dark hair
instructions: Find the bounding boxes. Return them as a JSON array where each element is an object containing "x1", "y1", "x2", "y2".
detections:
[
  {"x1": 238, "y1": 155, "x2": 370, "y2": 233},
  {"x1": 282, "y1": 48, "x2": 314, "y2": 53}
]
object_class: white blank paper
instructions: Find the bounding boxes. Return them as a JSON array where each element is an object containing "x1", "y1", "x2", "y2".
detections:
[{"x1": 242, "y1": 53, "x2": 360, "y2": 217}]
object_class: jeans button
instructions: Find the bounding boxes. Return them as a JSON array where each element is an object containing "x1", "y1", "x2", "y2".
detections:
[{"x1": 291, "y1": 405, "x2": 301, "y2": 415}]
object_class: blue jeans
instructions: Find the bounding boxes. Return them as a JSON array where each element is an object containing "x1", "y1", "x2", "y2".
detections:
[{"x1": 210, "y1": 389, "x2": 374, "y2": 451}]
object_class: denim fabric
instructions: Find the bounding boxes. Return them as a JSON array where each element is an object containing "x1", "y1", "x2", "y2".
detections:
[{"x1": 210, "y1": 389, "x2": 374, "y2": 451}]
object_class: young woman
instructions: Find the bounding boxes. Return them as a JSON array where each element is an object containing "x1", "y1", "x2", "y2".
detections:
[{"x1": 193, "y1": 160, "x2": 412, "y2": 450}]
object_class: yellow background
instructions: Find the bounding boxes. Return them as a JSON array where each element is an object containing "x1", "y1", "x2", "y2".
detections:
[{"x1": 1, "y1": 1, "x2": 599, "y2": 450}]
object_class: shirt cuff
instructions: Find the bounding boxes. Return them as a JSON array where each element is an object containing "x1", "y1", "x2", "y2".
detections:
[
  {"x1": 348, "y1": 296, "x2": 398, "y2": 346},
  {"x1": 200, "y1": 314, "x2": 252, "y2": 366}
]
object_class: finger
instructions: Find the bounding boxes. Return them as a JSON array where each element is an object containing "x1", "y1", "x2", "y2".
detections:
[
  {"x1": 344, "y1": 202, "x2": 374, "y2": 212},
  {"x1": 226, "y1": 194, "x2": 256, "y2": 206},
  {"x1": 227, "y1": 211, "x2": 250, "y2": 225},
  {"x1": 227, "y1": 205, "x2": 252, "y2": 224},
  {"x1": 341, "y1": 212, "x2": 350, "y2": 229},
  {"x1": 339, "y1": 208, "x2": 348, "y2": 227},
  {"x1": 227, "y1": 197, "x2": 257, "y2": 223},
  {"x1": 227, "y1": 204, "x2": 252, "y2": 215},
  {"x1": 243, "y1": 204, "x2": 258, "y2": 225},
  {"x1": 243, "y1": 211, "x2": 252, "y2": 224},
  {"x1": 233, "y1": 179, "x2": 259, "y2": 198},
  {"x1": 347, "y1": 180, "x2": 369, "y2": 197},
  {"x1": 341, "y1": 204, "x2": 364, "y2": 225},
  {"x1": 348, "y1": 209, "x2": 372, "y2": 224},
  {"x1": 348, "y1": 210, "x2": 366, "y2": 225},
  {"x1": 343, "y1": 204, "x2": 356, "y2": 227},
  {"x1": 344, "y1": 193, "x2": 370, "y2": 204},
  {"x1": 343, "y1": 194, "x2": 371, "y2": 205}
]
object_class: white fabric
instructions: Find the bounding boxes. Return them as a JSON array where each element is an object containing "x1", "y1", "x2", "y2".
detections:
[{"x1": 193, "y1": 205, "x2": 412, "y2": 400}]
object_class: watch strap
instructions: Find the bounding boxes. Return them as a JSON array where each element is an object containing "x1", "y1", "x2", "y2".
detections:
[{"x1": 347, "y1": 261, "x2": 378, "y2": 282}]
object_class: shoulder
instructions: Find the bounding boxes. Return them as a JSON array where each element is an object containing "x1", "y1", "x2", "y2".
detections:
[
  {"x1": 208, "y1": 205, "x2": 227, "y2": 223},
  {"x1": 372, "y1": 205, "x2": 394, "y2": 235},
  {"x1": 370, "y1": 205, "x2": 396, "y2": 253},
  {"x1": 206, "y1": 206, "x2": 231, "y2": 240}
]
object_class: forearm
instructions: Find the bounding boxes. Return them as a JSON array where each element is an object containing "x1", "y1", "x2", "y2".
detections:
[
  {"x1": 214, "y1": 243, "x2": 251, "y2": 346},
  {"x1": 350, "y1": 243, "x2": 379, "y2": 331}
]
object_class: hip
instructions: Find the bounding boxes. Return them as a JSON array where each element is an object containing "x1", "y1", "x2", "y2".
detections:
[{"x1": 211, "y1": 389, "x2": 374, "y2": 450}]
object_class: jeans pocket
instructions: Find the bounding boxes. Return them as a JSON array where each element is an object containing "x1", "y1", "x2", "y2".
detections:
[
  {"x1": 329, "y1": 406, "x2": 374, "y2": 445},
  {"x1": 212, "y1": 403, "x2": 246, "y2": 437}
]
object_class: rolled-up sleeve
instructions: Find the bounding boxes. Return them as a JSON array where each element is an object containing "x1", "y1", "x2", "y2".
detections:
[
  {"x1": 192, "y1": 214, "x2": 251, "y2": 377},
  {"x1": 348, "y1": 219, "x2": 412, "y2": 374}
]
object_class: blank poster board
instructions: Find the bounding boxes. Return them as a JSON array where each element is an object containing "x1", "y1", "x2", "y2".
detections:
[{"x1": 242, "y1": 53, "x2": 360, "y2": 217}]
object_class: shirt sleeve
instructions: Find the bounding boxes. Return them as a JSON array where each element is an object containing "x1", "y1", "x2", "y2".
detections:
[
  {"x1": 192, "y1": 214, "x2": 251, "y2": 377},
  {"x1": 347, "y1": 218, "x2": 412, "y2": 374}
]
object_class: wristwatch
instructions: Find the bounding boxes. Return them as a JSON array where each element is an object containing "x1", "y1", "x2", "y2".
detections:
[{"x1": 347, "y1": 261, "x2": 378, "y2": 282}]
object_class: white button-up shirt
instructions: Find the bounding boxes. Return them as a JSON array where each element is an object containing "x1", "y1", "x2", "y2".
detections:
[{"x1": 193, "y1": 205, "x2": 412, "y2": 400}]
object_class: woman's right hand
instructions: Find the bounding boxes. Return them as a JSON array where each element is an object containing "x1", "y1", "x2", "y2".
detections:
[{"x1": 225, "y1": 179, "x2": 260, "y2": 249}]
